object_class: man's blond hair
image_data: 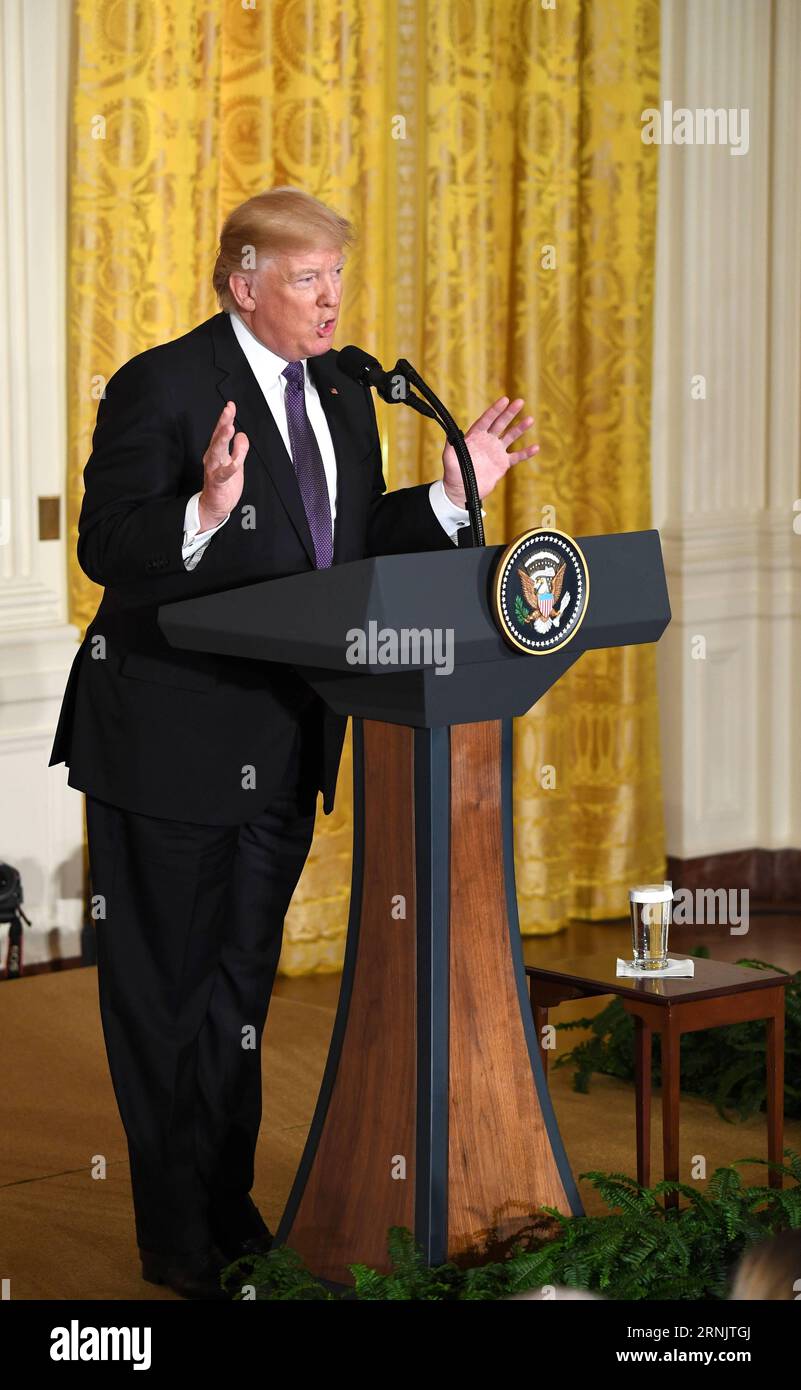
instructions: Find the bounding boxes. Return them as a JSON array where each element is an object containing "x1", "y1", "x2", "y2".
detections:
[{"x1": 212, "y1": 187, "x2": 354, "y2": 311}]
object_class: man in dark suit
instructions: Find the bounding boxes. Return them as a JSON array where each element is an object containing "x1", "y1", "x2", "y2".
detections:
[{"x1": 50, "y1": 188, "x2": 538, "y2": 1298}]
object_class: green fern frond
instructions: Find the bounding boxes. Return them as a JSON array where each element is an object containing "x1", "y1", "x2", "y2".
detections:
[{"x1": 241, "y1": 1151, "x2": 801, "y2": 1301}]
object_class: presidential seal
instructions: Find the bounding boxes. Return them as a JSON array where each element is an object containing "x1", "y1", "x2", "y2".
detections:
[{"x1": 492, "y1": 528, "x2": 590, "y2": 654}]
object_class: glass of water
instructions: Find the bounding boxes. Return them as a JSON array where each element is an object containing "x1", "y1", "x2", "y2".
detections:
[{"x1": 628, "y1": 883, "x2": 673, "y2": 970}]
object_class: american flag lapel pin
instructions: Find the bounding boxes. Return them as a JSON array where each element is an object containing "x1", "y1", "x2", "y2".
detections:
[{"x1": 330, "y1": 386, "x2": 338, "y2": 394}]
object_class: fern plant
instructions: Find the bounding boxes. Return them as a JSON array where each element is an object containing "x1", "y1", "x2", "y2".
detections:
[
  {"x1": 221, "y1": 1150, "x2": 801, "y2": 1301},
  {"x1": 552, "y1": 950, "x2": 801, "y2": 1122}
]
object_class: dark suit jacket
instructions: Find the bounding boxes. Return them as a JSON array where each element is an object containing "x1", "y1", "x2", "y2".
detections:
[{"x1": 49, "y1": 311, "x2": 455, "y2": 824}]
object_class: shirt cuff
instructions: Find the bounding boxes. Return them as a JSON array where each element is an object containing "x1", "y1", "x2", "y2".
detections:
[
  {"x1": 428, "y1": 479, "x2": 486, "y2": 544},
  {"x1": 182, "y1": 492, "x2": 231, "y2": 565}
]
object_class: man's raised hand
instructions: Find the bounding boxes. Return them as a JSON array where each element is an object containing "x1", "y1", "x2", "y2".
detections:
[
  {"x1": 198, "y1": 401, "x2": 249, "y2": 532},
  {"x1": 441, "y1": 396, "x2": 539, "y2": 507}
]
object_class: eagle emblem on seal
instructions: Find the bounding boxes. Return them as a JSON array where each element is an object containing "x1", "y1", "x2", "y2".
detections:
[{"x1": 515, "y1": 551, "x2": 571, "y2": 633}]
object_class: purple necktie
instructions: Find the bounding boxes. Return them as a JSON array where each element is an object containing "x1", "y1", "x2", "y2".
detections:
[{"x1": 282, "y1": 360, "x2": 333, "y2": 569}]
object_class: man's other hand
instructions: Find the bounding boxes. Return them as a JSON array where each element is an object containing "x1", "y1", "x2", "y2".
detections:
[
  {"x1": 441, "y1": 396, "x2": 539, "y2": 507},
  {"x1": 198, "y1": 401, "x2": 249, "y2": 532}
]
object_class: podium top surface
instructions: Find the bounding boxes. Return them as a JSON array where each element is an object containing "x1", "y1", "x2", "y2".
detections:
[{"x1": 159, "y1": 529, "x2": 670, "y2": 675}]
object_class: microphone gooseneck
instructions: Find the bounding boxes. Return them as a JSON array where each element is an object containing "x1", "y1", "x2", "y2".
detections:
[
  {"x1": 337, "y1": 345, "x2": 485, "y2": 547},
  {"x1": 392, "y1": 358, "x2": 484, "y2": 548}
]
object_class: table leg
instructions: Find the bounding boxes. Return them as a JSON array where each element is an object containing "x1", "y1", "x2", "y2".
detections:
[
  {"x1": 661, "y1": 1014, "x2": 681, "y2": 1209},
  {"x1": 634, "y1": 1016, "x2": 651, "y2": 1189},
  {"x1": 766, "y1": 997, "x2": 785, "y2": 1190}
]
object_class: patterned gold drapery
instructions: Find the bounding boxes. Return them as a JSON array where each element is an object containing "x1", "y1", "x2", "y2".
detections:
[{"x1": 68, "y1": 0, "x2": 664, "y2": 969}]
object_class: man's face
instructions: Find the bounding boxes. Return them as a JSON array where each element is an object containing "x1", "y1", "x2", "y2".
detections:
[{"x1": 231, "y1": 246, "x2": 344, "y2": 361}]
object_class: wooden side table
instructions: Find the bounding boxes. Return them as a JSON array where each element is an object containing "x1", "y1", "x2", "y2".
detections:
[{"x1": 526, "y1": 953, "x2": 789, "y2": 1209}]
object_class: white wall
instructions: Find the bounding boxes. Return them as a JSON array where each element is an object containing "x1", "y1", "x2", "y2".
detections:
[
  {"x1": 652, "y1": 0, "x2": 801, "y2": 859},
  {"x1": 0, "y1": 0, "x2": 84, "y2": 963}
]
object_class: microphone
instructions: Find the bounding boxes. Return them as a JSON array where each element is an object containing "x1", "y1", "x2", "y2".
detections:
[
  {"x1": 337, "y1": 346, "x2": 438, "y2": 421},
  {"x1": 337, "y1": 345, "x2": 484, "y2": 547}
]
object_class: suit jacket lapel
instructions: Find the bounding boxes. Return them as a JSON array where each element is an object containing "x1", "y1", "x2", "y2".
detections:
[
  {"x1": 210, "y1": 313, "x2": 317, "y2": 566},
  {"x1": 210, "y1": 313, "x2": 366, "y2": 568}
]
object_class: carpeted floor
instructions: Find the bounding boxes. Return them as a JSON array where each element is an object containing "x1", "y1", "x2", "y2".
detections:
[{"x1": 1, "y1": 915, "x2": 798, "y2": 1300}]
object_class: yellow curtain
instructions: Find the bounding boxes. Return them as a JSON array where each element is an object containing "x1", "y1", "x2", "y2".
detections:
[{"x1": 68, "y1": 0, "x2": 664, "y2": 968}]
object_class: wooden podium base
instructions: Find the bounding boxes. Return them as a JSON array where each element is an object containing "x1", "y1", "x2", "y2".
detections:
[{"x1": 275, "y1": 717, "x2": 582, "y2": 1285}]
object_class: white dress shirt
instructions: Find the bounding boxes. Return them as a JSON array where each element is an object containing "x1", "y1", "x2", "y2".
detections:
[{"x1": 181, "y1": 310, "x2": 476, "y2": 569}]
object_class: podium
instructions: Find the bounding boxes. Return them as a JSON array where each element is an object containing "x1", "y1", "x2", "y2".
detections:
[{"x1": 159, "y1": 530, "x2": 670, "y2": 1285}]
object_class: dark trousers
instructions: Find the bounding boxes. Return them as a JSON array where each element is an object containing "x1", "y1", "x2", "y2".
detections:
[{"x1": 84, "y1": 725, "x2": 318, "y2": 1256}]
